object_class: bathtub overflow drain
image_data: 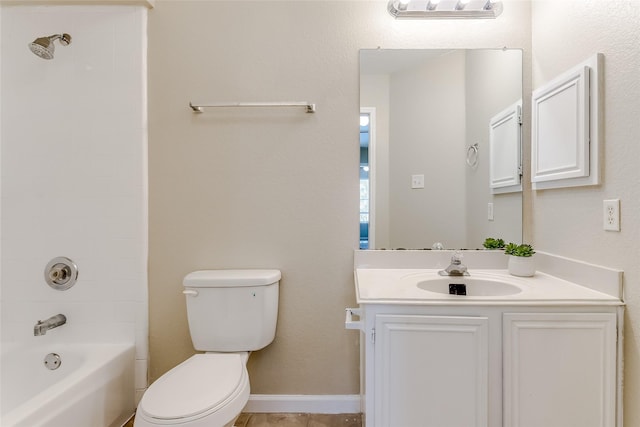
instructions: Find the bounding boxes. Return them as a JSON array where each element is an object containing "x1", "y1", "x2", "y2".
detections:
[{"x1": 44, "y1": 353, "x2": 62, "y2": 370}]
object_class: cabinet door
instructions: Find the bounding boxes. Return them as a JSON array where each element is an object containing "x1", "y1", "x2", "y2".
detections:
[
  {"x1": 503, "y1": 313, "x2": 617, "y2": 427},
  {"x1": 374, "y1": 315, "x2": 489, "y2": 427},
  {"x1": 490, "y1": 100, "x2": 522, "y2": 194}
]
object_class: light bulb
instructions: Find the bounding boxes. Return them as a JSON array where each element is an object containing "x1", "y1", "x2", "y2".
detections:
[
  {"x1": 455, "y1": 0, "x2": 470, "y2": 10},
  {"x1": 397, "y1": 0, "x2": 410, "y2": 11}
]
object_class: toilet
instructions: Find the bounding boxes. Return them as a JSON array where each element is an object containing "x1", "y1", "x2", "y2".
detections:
[{"x1": 134, "y1": 269, "x2": 281, "y2": 427}]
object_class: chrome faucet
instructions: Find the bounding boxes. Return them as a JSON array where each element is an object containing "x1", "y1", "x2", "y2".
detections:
[
  {"x1": 34, "y1": 314, "x2": 67, "y2": 336},
  {"x1": 438, "y1": 252, "x2": 469, "y2": 276}
]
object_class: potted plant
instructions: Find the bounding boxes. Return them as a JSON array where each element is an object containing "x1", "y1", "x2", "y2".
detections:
[
  {"x1": 482, "y1": 237, "x2": 505, "y2": 249},
  {"x1": 504, "y1": 243, "x2": 536, "y2": 276}
]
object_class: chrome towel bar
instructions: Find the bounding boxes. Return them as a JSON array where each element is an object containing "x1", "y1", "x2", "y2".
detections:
[{"x1": 189, "y1": 101, "x2": 316, "y2": 113}]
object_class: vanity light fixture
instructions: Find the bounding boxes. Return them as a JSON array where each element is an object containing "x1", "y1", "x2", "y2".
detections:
[
  {"x1": 426, "y1": 0, "x2": 440, "y2": 11},
  {"x1": 388, "y1": 0, "x2": 503, "y2": 19},
  {"x1": 455, "y1": 0, "x2": 470, "y2": 11}
]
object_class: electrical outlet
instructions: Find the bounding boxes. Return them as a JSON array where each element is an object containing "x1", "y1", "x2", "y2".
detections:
[
  {"x1": 603, "y1": 199, "x2": 620, "y2": 231},
  {"x1": 411, "y1": 174, "x2": 425, "y2": 189}
]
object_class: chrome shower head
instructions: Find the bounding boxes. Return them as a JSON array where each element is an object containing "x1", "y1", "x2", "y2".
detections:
[{"x1": 28, "y1": 33, "x2": 71, "y2": 60}]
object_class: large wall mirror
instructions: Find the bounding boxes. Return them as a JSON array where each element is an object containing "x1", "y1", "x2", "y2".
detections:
[{"x1": 359, "y1": 48, "x2": 523, "y2": 250}]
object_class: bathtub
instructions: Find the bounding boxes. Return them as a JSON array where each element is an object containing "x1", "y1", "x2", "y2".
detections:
[{"x1": 1, "y1": 341, "x2": 136, "y2": 427}]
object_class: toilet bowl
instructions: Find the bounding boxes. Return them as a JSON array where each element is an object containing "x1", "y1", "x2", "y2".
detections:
[
  {"x1": 134, "y1": 353, "x2": 249, "y2": 427},
  {"x1": 134, "y1": 269, "x2": 280, "y2": 427}
]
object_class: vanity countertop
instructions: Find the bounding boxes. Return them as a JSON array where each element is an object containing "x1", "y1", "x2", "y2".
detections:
[{"x1": 355, "y1": 268, "x2": 624, "y2": 306}]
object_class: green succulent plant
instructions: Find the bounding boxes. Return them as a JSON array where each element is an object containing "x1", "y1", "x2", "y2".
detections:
[
  {"x1": 483, "y1": 237, "x2": 505, "y2": 249},
  {"x1": 504, "y1": 243, "x2": 536, "y2": 257}
]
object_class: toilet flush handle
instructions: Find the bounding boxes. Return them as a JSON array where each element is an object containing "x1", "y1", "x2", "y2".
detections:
[{"x1": 183, "y1": 289, "x2": 199, "y2": 297}]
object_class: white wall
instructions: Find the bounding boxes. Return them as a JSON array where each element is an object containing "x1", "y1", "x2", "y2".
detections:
[
  {"x1": 530, "y1": 1, "x2": 640, "y2": 424},
  {"x1": 465, "y1": 49, "x2": 522, "y2": 247},
  {"x1": 0, "y1": 4, "x2": 148, "y2": 401},
  {"x1": 390, "y1": 50, "x2": 467, "y2": 249}
]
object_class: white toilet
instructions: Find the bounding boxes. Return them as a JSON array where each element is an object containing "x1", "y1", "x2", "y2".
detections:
[{"x1": 134, "y1": 269, "x2": 281, "y2": 427}]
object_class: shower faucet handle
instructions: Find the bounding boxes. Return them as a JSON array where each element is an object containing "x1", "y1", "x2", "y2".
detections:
[
  {"x1": 49, "y1": 265, "x2": 69, "y2": 282},
  {"x1": 44, "y1": 257, "x2": 78, "y2": 291}
]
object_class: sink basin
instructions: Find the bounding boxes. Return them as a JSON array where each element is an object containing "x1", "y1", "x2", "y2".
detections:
[{"x1": 416, "y1": 277, "x2": 523, "y2": 296}]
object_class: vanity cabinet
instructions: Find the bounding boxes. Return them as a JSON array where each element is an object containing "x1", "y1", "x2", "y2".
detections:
[
  {"x1": 374, "y1": 315, "x2": 489, "y2": 427},
  {"x1": 503, "y1": 312, "x2": 617, "y2": 427},
  {"x1": 356, "y1": 306, "x2": 621, "y2": 427}
]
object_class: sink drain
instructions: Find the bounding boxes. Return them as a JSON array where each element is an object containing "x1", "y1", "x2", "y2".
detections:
[{"x1": 44, "y1": 353, "x2": 62, "y2": 370}]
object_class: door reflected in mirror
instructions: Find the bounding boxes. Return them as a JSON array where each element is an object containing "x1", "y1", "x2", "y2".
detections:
[
  {"x1": 360, "y1": 112, "x2": 371, "y2": 249},
  {"x1": 360, "y1": 49, "x2": 523, "y2": 250}
]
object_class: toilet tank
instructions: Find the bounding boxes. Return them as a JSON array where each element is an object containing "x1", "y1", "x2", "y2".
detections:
[{"x1": 183, "y1": 269, "x2": 280, "y2": 352}]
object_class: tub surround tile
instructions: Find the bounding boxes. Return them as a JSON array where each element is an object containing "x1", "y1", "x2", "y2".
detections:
[
  {"x1": 134, "y1": 389, "x2": 145, "y2": 407},
  {"x1": 135, "y1": 359, "x2": 148, "y2": 389},
  {"x1": 2, "y1": 5, "x2": 149, "y2": 420}
]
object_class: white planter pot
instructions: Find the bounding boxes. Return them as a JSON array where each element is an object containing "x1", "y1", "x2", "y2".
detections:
[{"x1": 508, "y1": 255, "x2": 535, "y2": 277}]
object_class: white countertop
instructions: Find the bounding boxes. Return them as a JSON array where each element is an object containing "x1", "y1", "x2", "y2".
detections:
[{"x1": 355, "y1": 268, "x2": 623, "y2": 306}]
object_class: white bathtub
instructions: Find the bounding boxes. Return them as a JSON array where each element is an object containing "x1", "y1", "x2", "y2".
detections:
[{"x1": 1, "y1": 342, "x2": 136, "y2": 427}]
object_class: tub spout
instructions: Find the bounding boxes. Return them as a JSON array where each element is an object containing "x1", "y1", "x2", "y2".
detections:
[{"x1": 34, "y1": 314, "x2": 67, "y2": 336}]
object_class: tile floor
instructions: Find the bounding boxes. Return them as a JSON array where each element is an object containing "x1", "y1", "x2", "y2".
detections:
[
  {"x1": 125, "y1": 412, "x2": 362, "y2": 427},
  {"x1": 235, "y1": 413, "x2": 362, "y2": 427}
]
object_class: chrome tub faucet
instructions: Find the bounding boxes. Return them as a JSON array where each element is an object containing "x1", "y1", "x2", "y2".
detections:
[
  {"x1": 438, "y1": 251, "x2": 469, "y2": 276},
  {"x1": 34, "y1": 314, "x2": 67, "y2": 336}
]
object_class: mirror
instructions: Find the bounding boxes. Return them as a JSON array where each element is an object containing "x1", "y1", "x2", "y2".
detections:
[{"x1": 359, "y1": 48, "x2": 523, "y2": 250}]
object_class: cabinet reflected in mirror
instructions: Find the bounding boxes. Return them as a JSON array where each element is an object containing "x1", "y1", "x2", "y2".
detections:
[{"x1": 360, "y1": 48, "x2": 523, "y2": 250}]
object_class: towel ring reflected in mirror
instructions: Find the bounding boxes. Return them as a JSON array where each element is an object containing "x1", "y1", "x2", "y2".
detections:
[{"x1": 466, "y1": 143, "x2": 479, "y2": 168}]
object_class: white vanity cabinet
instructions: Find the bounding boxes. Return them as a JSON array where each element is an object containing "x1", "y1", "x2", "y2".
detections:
[
  {"x1": 374, "y1": 314, "x2": 489, "y2": 427},
  {"x1": 503, "y1": 312, "x2": 618, "y2": 427},
  {"x1": 355, "y1": 305, "x2": 622, "y2": 427}
]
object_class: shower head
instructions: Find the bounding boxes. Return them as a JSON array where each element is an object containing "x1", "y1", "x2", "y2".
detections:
[{"x1": 28, "y1": 33, "x2": 71, "y2": 60}]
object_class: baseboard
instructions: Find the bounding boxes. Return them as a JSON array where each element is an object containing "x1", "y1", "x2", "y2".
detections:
[{"x1": 244, "y1": 394, "x2": 361, "y2": 414}]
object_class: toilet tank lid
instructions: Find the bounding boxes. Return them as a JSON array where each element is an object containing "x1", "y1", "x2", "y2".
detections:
[{"x1": 183, "y1": 269, "x2": 281, "y2": 288}]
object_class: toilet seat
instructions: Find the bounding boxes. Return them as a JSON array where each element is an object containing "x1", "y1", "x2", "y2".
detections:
[{"x1": 137, "y1": 353, "x2": 249, "y2": 426}]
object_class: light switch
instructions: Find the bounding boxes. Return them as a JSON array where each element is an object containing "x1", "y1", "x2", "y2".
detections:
[
  {"x1": 488, "y1": 203, "x2": 494, "y2": 221},
  {"x1": 411, "y1": 174, "x2": 425, "y2": 189}
]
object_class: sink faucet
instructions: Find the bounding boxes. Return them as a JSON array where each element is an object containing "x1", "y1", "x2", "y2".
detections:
[
  {"x1": 34, "y1": 314, "x2": 67, "y2": 336},
  {"x1": 438, "y1": 251, "x2": 469, "y2": 276}
]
